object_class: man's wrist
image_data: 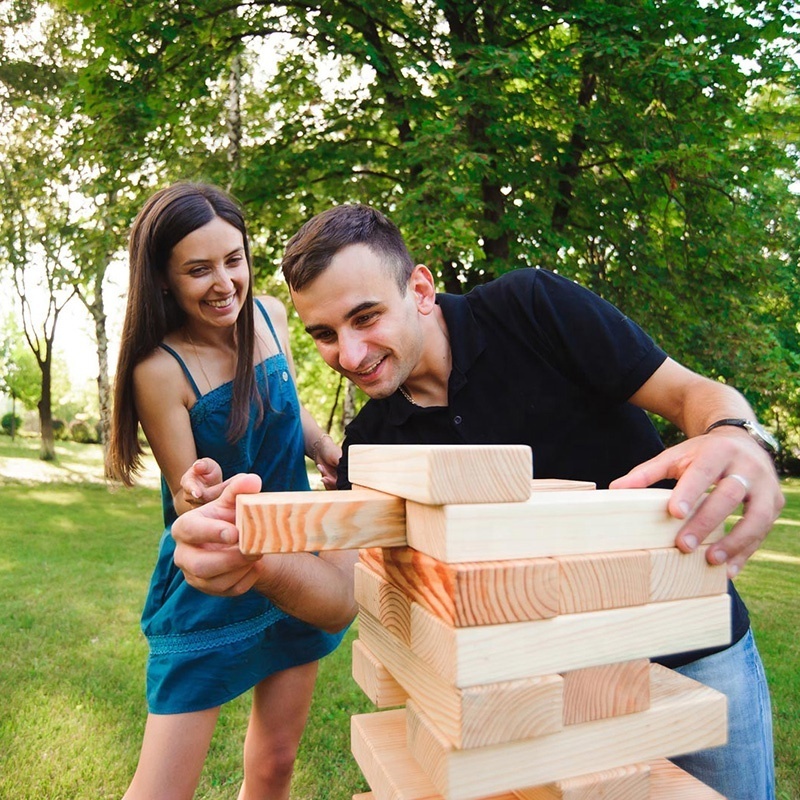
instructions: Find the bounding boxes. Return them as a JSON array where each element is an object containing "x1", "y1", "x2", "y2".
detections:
[{"x1": 704, "y1": 418, "x2": 779, "y2": 455}]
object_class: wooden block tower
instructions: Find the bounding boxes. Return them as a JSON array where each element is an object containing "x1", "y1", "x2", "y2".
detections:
[{"x1": 237, "y1": 444, "x2": 731, "y2": 799}]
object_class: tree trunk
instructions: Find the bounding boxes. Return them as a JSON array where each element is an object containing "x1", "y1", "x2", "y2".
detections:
[
  {"x1": 91, "y1": 296, "x2": 111, "y2": 455},
  {"x1": 343, "y1": 380, "x2": 358, "y2": 429},
  {"x1": 226, "y1": 52, "x2": 243, "y2": 188},
  {"x1": 551, "y1": 67, "x2": 597, "y2": 234},
  {"x1": 38, "y1": 361, "x2": 55, "y2": 461}
]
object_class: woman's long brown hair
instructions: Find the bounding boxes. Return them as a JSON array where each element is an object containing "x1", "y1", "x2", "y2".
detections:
[{"x1": 106, "y1": 182, "x2": 261, "y2": 485}]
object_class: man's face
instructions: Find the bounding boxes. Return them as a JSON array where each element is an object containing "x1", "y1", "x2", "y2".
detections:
[{"x1": 290, "y1": 243, "x2": 428, "y2": 399}]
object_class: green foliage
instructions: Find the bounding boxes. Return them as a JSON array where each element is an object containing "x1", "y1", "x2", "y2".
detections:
[
  {"x1": 3, "y1": 0, "x2": 800, "y2": 443},
  {"x1": 68, "y1": 418, "x2": 98, "y2": 444},
  {"x1": 51, "y1": 417, "x2": 69, "y2": 440},
  {"x1": 0, "y1": 339, "x2": 40, "y2": 411},
  {"x1": 1, "y1": 412, "x2": 22, "y2": 435}
]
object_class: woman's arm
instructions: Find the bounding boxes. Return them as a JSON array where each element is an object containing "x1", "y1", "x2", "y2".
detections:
[{"x1": 133, "y1": 349, "x2": 201, "y2": 515}]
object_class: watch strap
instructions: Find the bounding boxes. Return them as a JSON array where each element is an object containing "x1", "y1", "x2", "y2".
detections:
[
  {"x1": 704, "y1": 418, "x2": 778, "y2": 454},
  {"x1": 704, "y1": 418, "x2": 749, "y2": 434}
]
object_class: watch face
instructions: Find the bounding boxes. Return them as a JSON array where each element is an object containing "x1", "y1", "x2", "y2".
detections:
[{"x1": 744, "y1": 420, "x2": 779, "y2": 453}]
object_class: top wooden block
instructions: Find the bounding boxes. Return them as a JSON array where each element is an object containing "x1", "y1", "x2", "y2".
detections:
[{"x1": 348, "y1": 444, "x2": 533, "y2": 505}]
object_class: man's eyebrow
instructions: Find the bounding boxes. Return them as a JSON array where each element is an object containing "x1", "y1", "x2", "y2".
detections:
[
  {"x1": 304, "y1": 300, "x2": 382, "y2": 335},
  {"x1": 344, "y1": 300, "x2": 380, "y2": 320}
]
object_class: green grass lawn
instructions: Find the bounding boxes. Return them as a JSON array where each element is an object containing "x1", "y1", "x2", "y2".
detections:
[{"x1": 0, "y1": 436, "x2": 797, "y2": 799}]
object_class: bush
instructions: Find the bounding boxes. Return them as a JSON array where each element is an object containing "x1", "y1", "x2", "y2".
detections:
[
  {"x1": 1, "y1": 412, "x2": 22, "y2": 435},
  {"x1": 69, "y1": 418, "x2": 99, "y2": 444},
  {"x1": 52, "y1": 418, "x2": 69, "y2": 441}
]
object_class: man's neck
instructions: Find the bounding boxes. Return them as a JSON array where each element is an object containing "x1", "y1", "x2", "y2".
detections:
[{"x1": 402, "y1": 305, "x2": 451, "y2": 407}]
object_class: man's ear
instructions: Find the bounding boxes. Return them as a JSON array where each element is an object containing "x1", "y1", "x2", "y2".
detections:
[{"x1": 409, "y1": 264, "x2": 437, "y2": 314}]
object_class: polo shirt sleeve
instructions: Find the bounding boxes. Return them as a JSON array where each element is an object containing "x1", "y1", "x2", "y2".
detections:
[{"x1": 494, "y1": 268, "x2": 668, "y2": 403}]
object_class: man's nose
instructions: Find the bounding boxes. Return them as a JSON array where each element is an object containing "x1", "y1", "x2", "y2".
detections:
[{"x1": 337, "y1": 331, "x2": 368, "y2": 372}]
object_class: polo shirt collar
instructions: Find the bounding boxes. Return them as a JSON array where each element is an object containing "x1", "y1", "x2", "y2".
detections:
[{"x1": 385, "y1": 291, "x2": 487, "y2": 425}]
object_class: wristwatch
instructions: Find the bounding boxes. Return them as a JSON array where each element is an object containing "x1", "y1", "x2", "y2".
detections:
[{"x1": 704, "y1": 418, "x2": 779, "y2": 455}]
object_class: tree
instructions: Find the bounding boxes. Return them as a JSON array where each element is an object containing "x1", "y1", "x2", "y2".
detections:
[
  {"x1": 0, "y1": 319, "x2": 42, "y2": 413},
  {"x1": 27, "y1": 0, "x2": 800, "y2": 444},
  {"x1": 0, "y1": 164, "x2": 78, "y2": 459}
]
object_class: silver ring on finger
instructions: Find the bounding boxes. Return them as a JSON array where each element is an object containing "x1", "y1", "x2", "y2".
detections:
[{"x1": 727, "y1": 473, "x2": 750, "y2": 493}]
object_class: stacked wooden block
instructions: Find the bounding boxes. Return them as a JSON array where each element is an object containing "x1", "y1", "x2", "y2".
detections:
[{"x1": 236, "y1": 444, "x2": 732, "y2": 799}]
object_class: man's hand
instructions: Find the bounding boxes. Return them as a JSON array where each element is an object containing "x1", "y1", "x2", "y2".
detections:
[
  {"x1": 172, "y1": 472, "x2": 265, "y2": 596},
  {"x1": 610, "y1": 429, "x2": 784, "y2": 577},
  {"x1": 179, "y1": 457, "x2": 228, "y2": 507}
]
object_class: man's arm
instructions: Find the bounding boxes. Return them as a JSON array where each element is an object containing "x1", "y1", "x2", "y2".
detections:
[
  {"x1": 612, "y1": 358, "x2": 784, "y2": 576},
  {"x1": 171, "y1": 473, "x2": 358, "y2": 633}
]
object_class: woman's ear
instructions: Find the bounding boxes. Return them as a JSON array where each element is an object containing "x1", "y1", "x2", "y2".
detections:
[{"x1": 409, "y1": 264, "x2": 437, "y2": 314}]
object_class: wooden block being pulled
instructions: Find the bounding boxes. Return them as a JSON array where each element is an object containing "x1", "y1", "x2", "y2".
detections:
[
  {"x1": 514, "y1": 762, "x2": 650, "y2": 799},
  {"x1": 561, "y1": 660, "x2": 650, "y2": 725},
  {"x1": 361, "y1": 546, "x2": 559, "y2": 627},
  {"x1": 404, "y1": 665, "x2": 727, "y2": 800},
  {"x1": 406, "y1": 489, "x2": 724, "y2": 563},
  {"x1": 351, "y1": 709, "x2": 521, "y2": 800},
  {"x1": 237, "y1": 487, "x2": 406, "y2": 554},
  {"x1": 409, "y1": 594, "x2": 730, "y2": 687},
  {"x1": 358, "y1": 609, "x2": 563, "y2": 749},
  {"x1": 348, "y1": 444, "x2": 532, "y2": 505},
  {"x1": 352, "y1": 638, "x2": 408, "y2": 708},
  {"x1": 649, "y1": 547, "x2": 728, "y2": 602},
  {"x1": 648, "y1": 758, "x2": 726, "y2": 798},
  {"x1": 557, "y1": 551, "x2": 650, "y2": 614}
]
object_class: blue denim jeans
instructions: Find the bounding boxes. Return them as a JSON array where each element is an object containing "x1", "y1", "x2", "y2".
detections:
[{"x1": 671, "y1": 628, "x2": 775, "y2": 800}]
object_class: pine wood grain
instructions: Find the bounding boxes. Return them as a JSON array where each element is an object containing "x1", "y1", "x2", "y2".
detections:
[
  {"x1": 355, "y1": 562, "x2": 413, "y2": 644},
  {"x1": 405, "y1": 489, "x2": 724, "y2": 564},
  {"x1": 561, "y1": 660, "x2": 651, "y2": 725},
  {"x1": 361, "y1": 546, "x2": 559, "y2": 627},
  {"x1": 513, "y1": 762, "x2": 650, "y2": 799},
  {"x1": 409, "y1": 594, "x2": 731, "y2": 687},
  {"x1": 237, "y1": 487, "x2": 406, "y2": 554},
  {"x1": 557, "y1": 551, "x2": 650, "y2": 614},
  {"x1": 647, "y1": 758, "x2": 726, "y2": 798},
  {"x1": 348, "y1": 444, "x2": 533, "y2": 505},
  {"x1": 357, "y1": 610, "x2": 563, "y2": 749},
  {"x1": 352, "y1": 638, "x2": 408, "y2": 709},
  {"x1": 649, "y1": 547, "x2": 728, "y2": 602},
  {"x1": 404, "y1": 665, "x2": 727, "y2": 800}
]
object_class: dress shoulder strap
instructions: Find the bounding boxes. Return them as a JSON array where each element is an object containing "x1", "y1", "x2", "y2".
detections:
[
  {"x1": 158, "y1": 343, "x2": 203, "y2": 399},
  {"x1": 255, "y1": 298, "x2": 284, "y2": 355}
]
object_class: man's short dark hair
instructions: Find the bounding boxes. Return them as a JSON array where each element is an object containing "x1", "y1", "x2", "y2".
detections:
[{"x1": 282, "y1": 204, "x2": 415, "y2": 292}]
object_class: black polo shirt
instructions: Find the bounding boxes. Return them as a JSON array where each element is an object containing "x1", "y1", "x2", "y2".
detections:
[{"x1": 338, "y1": 267, "x2": 748, "y2": 665}]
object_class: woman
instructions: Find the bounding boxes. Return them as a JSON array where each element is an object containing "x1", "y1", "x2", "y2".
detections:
[{"x1": 106, "y1": 182, "x2": 354, "y2": 800}]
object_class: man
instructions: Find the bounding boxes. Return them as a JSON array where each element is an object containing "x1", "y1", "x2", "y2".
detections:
[{"x1": 173, "y1": 204, "x2": 784, "y2": 799}]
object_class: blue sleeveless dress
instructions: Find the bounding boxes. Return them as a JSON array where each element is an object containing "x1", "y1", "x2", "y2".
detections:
[{"x1": 141, "y1": 301, "x2": 347, "y2": 714}]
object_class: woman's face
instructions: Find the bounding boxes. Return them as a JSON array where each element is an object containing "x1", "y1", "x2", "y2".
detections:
[{"x1": 164, "y1": 216, "x2": 250, "y2": 331}]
